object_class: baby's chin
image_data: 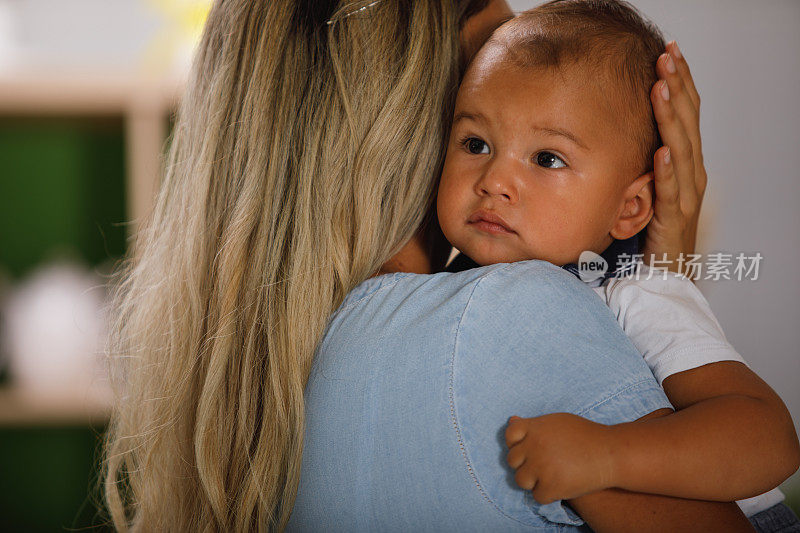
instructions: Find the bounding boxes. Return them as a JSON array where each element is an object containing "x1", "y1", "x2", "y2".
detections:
[
  {"x1": 456, "y1": 244, "x2": 532, "y2": 267},
  {"x1": 445, "y1": 229, "x2": 577, "y2": 266},
  {"x1": 459, "y1": 243, "x2": 578, "y2": 268}
]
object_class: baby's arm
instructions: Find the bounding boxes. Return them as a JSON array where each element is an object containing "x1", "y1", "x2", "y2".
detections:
[
  {"x1": 506, "y1": 269, "x2": 800, "y2": 503},
  {"x1": 605, "y1": 360, "x2": 799, "y2": 500},
  {"x1": 569, "y1": 409, "x2": 754, "y2": 533},
  {"x1": 506, "y1": 361, "x2": 799, "y2": 503}
]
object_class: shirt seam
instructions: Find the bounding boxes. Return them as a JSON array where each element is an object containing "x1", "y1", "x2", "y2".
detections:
[
  {"x1": 651, "y1": 344, "x2": 748, "y2": 382},
  {"x1": 449, "y1": 262, "x2": 563, "y2": 530},
  {"x1": 332, "y1": 273, "x2": 408, "y2": 318},
  {"x1": 575, "y1": 379, "x2": 668, "y2": 418},
  {"x1": 650, "y1": 343, "x2": 743, "y2": 363}
]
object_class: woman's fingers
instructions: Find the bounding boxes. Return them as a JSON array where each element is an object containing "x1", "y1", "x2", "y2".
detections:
[
  {"x1": 668, "y1": 41, "x2": 701, "y2": 111},
  {"x1": 651, "y1": 146, "x2": 681, "y2": 222},
  {"x1": 657, "y1": 45, "x2": 707, "y2": 197},
  {"x1": 669, "y1": 43, "x2": 709, "y2": 197},
  {"x1": 643, "y1": 42, "x2": 706, "y2": 259},
  {"x1": 657, "y1": 52, "x2": 701, "y2": 159},
  {"x1": 650, "y1": 79, "x2": 698, "y2": 215}
]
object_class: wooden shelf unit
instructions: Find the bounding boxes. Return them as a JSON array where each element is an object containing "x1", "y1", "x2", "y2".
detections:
[
  {"x1": 0, "y1": 68, "x2": 185, "y2": 237},
  {"x1": 0, "y1": 68, "x2": 185, "y2": 424}
]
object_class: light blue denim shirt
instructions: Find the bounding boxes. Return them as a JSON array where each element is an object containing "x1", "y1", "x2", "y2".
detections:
[{"x1": 287, "y1": 260, "x2": 672, "y2": 532}]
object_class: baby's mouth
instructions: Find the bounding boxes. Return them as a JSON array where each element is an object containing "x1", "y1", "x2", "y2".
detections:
[{"x1": 467, "y1": 209, "x2": 516, "y2": 235}]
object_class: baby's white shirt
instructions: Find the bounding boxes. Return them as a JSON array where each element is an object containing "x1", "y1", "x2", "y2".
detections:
[
  {"x1": 591, "y1": 264, "x2": 784, "y2": 517},
  {"x1": 591, "y1": 264, "x2": 746, "y2": 385}
]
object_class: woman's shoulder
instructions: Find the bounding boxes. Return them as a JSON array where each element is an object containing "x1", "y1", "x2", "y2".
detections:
[
  {"x1": 336, "y1": 259, "x2": 585, "y2": 316},
  {"x1": 451, "y1": 258, "x2": 670, "y2": 418},
  {"x1": 460, "y1": 259, "x2": 604, "y2": 317},
  {"x1": 447, "y1": 261, "x2": 672, "y2": 529}
]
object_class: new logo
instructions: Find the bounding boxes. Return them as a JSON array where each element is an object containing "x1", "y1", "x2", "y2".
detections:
[{"x1": 578, "y1": 250, "x2": 608, "y2": 283}]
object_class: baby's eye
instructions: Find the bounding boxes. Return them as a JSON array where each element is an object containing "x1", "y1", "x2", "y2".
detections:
[
  {"x1": 461, "y1": 137, "x2": 490, "y2": 155},
  {"x1": 535, "y1": 151, "x2": 567, "y2": 169}
]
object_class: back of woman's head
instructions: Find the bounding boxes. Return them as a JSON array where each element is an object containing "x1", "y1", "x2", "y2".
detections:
[{"x1": 102, "y1": 1, "x2": 489, "y2": 530}]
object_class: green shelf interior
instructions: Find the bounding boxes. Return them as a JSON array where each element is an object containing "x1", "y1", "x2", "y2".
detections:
[
  {"x1": 0, "y1": 425, "x2": 111, "y2": 532},
  {"x1": 0, "y1": 116, "x2": 128, "y2": 280},
  {"x1": 0, "y1": 115, "x2": 126, "y2": 530}
]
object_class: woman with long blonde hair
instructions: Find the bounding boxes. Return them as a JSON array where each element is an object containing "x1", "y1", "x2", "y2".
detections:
[{"x1": 102, "y1": 0, "x2": 720, "y2": 531}]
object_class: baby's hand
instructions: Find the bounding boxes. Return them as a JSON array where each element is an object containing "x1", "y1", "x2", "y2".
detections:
[{"x1": 504, "y1": 413, "x2": 616, "y2": 504}]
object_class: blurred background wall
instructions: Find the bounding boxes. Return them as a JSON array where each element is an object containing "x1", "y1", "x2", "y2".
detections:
[{"x1": 0, "y1": 0, "x2": 797, "y2": 530}]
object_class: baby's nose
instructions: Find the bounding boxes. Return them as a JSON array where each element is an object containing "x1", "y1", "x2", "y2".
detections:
[{"x1": 475, "y1": 161, "x2": 517, "y2": 202}]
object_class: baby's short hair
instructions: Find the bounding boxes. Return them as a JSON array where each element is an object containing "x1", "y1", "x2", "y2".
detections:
[{"x1": 492, "y1": 0, "x2": 666, "y2": 175}]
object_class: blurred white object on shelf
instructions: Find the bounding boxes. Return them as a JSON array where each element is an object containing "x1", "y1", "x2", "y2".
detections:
[{"x1": 0, "y1": 261, "x2": 110, "y2": 396}]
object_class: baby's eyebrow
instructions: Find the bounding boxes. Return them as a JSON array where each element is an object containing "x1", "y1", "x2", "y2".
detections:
[
  {"x1": 531, "y1": 126, "x2": 588, "y2": 151},
  {"x1": 453, "y1": 111, "x2": 486, "y2": 124},
  {"x1": 453, "y1": 111, "x2": 589, "y2": 151}
]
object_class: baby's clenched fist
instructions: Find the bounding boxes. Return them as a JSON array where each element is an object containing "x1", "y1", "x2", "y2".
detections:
[{"x1": 504, "y1": 413, "x2": 617, "y2": 504}]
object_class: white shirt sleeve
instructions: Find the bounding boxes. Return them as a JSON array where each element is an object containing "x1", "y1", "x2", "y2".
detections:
[{"x1": 592, "y1": 265, "x2": 748, "y2": 385}]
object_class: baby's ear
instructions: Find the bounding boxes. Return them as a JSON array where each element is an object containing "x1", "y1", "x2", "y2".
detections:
[{"x1": 610, "y1": 172, "x2": 654, "y2": 240}]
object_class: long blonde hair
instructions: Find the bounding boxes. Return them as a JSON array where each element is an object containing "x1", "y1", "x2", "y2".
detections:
[{"x1": 101, "y1": 0, "x2": 486, "y2": 530}]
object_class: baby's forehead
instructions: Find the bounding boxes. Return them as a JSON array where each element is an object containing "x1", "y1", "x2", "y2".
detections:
[
  {"x1": 477, "y1": 28, "x2": 624, "y2": 84},
  {"x1": 464, "y1": 45, "x2": 631, "y2": 119}
]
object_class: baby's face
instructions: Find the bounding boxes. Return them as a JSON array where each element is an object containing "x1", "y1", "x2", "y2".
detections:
[{"x1": 437, "y1": 57, "x2": 640, "y2": 266}]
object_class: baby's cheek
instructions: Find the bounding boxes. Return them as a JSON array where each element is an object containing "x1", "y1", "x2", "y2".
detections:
[
  {"x1": 436, "y1": 184, "x2": 465, "y2": 237},
  {"x1": 436, "y1": 203, "x2": 459, "y2": 246}
]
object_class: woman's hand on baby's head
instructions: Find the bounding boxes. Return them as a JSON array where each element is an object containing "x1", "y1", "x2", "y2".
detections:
[
  {"x1": 505, "y1": 413, "x2": 616, "y2": 504},
  {"x1": 645, "y1": 41, "x2": 707, "y2": 270}
]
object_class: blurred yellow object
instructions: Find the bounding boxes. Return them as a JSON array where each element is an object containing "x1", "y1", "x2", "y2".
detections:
[
  {"x1": 141, "y1": 0, "x2": 212, "y2": 77},
  {"x1": 147, "y1": 0, "x2": 212, "y2": 40}
]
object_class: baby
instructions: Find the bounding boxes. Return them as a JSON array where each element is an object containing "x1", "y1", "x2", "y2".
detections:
[{"x1": 436, "y1": 0, "x2": 800, "y2": 528}]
